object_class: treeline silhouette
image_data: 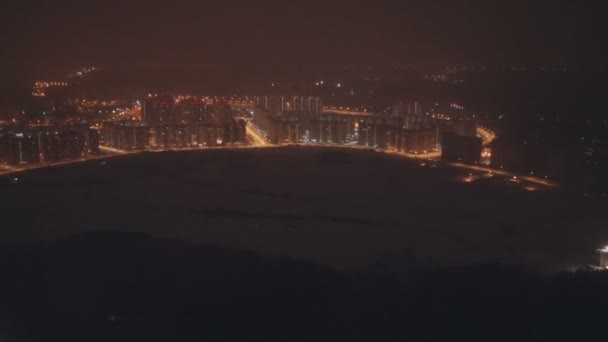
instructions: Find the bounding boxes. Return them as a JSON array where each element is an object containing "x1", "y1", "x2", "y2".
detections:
[{"x1": 1, "y1": 231, "x2": 607, "y2": 341}]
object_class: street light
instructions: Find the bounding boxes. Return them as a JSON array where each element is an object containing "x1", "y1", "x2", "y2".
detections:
[{"x1": 598, "y1": 246, "x2": 608, "y2": 269}]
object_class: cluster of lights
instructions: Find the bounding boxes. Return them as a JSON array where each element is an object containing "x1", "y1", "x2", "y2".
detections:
[
  {"x1": 34, "y1": 81, "x2": 68, "y2": 87},
  {"x1": 74, "y1": 66, "x2": 98, "y2": 77},
  {"x1": 323, "y1": 106, "x2": 373, "y2": 115},
  {"x1": 32, "y1": 81, "x2": 69, "y2": 97},
  {"x1": 109, "y1": 103, "x2": 142, "y2": 122},
  {"x1": 477, "y1": 126, "x2": 496, "y2": 146},
  {"x1": 151, "y1": 95, "x2": 255, "y2": 107},
  {"x1": 424, "y1": 74, "x2": 447, "y2": 81},
  {"x1": 481, "y1": 148, "x2": 492, "y2": 158},
  {"x1": 173, "y1": 95, "x2": 209, "y2": 104},
  {"x1": 75, "y1": 99, "x2": 118, "y2": 106},
  {"x1": 432, "y1": 113, "x2": 451, "y2": 120},
  {"x1": 312, "y1": 80, "x2": 340, "y2": 88}
]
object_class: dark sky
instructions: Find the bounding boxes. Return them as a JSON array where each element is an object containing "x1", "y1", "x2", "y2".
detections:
[{"x1": 1, "y1": 0, "x2": 606, "y2": 81}]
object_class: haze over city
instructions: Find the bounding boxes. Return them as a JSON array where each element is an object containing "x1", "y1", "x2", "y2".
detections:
[
  {"x1": 1, "y1": 1, "x2": 607, "y2": 81},
  {"x1": 1, "y1": 1, "x2": 607, "y2": 341}
]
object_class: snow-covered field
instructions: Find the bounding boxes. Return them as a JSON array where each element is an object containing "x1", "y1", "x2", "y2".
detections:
[{"x1": 2, "y1": 146, "x2": 606, "y2": 272}]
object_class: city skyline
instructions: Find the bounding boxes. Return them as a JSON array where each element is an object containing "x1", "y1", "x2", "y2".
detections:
[{"x1": 1, "y1": 2, "x2": 608, "y2": 340}]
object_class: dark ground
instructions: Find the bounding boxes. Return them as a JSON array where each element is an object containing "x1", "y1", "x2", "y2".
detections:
[
  {"x1": 1, "y1": 146, "x2": 606, "y2": 271},
  {"x1": 1, "y1": 231, "x2": 608, "y2": 341},
  {"x1": 1, "y1": 146, "x2": 608, "y2": 340}
]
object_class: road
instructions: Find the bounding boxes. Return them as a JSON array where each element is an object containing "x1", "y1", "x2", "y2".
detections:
[
  {"x1": 448, "y1": 162, "x2": 557, "y2": 187},
  {"x1": 1, "y1": 125, "x2": 554, "y2": 190},
  {"x1": 0, "y1": 151, "x2": 130, "y2": 177},
  {"x1": 245, "y1": 122, "x2": 270, "y2": 146},
  {"x1": 323, "y1": 109, "x2": 375, "y2": 116},
  {"x1": 477, "y1": 126, "x2": 496, "y2": 146}
]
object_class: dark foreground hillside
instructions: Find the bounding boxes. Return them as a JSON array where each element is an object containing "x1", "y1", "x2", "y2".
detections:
[
  {"x1": 2, "y1": 147, "x2": 606, "y2": 272},
  {"x1": 1, "y1": 231, "x2": 607, "y2": 341}
]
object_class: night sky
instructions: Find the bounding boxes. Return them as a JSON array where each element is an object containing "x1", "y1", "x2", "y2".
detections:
[{"x1": 1, "y1": 0, "x2": 606, "y2": 81}]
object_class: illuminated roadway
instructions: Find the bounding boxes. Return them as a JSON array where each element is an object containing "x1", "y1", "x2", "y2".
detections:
[
  {"x1": 323, "y1": 109, "x2": 374, "y2": 116},
  {"x1": 245, "y1": 122, "x2": 270, "y2": 146},
  {"x1": 0, "y1": 151, "x2": 132, "y2": 177},
  {"x1": 237, "y1": 121, "x2": 555, "y2": 188},
  {"x1": 449, "y1": 162, "x2": 557, "y2": 187},
  {"x1": 1, "y1": 139, "x2": 555, "y2": 189},
  {"x1": 1, "y1": 115, "x2": 555, "y2": 189},
  {"x1": 477, "y1": 126, "x2": 496, "y2": 146}
]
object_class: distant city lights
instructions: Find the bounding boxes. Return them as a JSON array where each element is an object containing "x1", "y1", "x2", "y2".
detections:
[{"x1": 32, "y1": 81, "x2": 69, "y2": 96}]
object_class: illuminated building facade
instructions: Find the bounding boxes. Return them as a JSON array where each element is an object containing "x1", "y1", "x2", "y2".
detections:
[
  {"x1": 0, "y1": 126, "x2": 99, "y2": 165},
  {"x1": 103, "y1": 122, "x2": 150, "y2": 150},
  {"x1": 254, "y1": 96, "x2": 322, "y2": 116},
  {"x1": 135, "y1": 95, "x2": 245, "y2": 148}
]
